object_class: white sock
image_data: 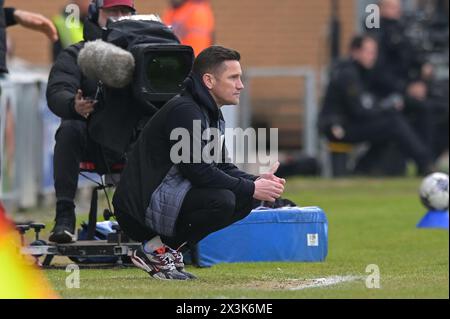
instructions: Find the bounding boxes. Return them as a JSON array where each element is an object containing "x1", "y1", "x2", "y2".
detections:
[{"x1": 143, "y1": 236, "x2": 165, "y2": 254}]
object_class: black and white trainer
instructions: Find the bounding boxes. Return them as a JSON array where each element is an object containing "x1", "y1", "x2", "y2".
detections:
[
  {"x1": 167, "y1": 247, "x2": 197, "y2": 280},
  {"x1": 131, "y1": 246, "x2": 188, "y2": 280}
]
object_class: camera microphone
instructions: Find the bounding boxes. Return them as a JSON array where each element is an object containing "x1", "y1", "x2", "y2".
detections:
[{"x1": 78, "y1": 40, "x2": 136, "y2": 88}]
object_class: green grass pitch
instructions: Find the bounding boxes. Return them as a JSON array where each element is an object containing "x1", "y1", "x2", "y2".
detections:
[{"x1": 31, "y1": 178, "x2": 449, "y2": 298}]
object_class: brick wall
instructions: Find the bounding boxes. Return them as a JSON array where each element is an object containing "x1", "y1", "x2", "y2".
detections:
[{"x1": 6, "y1": 0, "x2": 357, "y2": 149}]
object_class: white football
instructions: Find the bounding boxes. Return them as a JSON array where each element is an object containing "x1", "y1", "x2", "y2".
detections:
[{"x1": 419, "y1": 173, "x2": 449, "y2": 211}]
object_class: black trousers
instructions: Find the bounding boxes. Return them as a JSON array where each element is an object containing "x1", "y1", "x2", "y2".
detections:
[
  {"x1": 326, "y1": 111, "x2": 432, "y2": 173},
  {"x1": 116, "y1": 188, "x2": 254, "y2": 249},
  {"x1": 53, "y1": 120, "x2": 120, "y2": 202},
  {"x1": 403, "y1": 97, "x2": 434, "y2": 149}
]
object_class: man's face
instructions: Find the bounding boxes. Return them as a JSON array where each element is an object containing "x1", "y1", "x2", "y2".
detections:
[
  {"x1": 380, "y1": 0, "x2": 403, "y2": 20},
  {"x1": 352, "y1": 39, "x2": 378, "y2": 69},
  {"x1": 204, "y1": 60, "x2": 245, "y2": 107},
  {"x1": 98, "y1": 6, "x2": 134, "y2": 28}
]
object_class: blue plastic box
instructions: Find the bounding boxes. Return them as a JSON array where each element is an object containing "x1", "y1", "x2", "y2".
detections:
[{"x1": 189, "y1": 206, "x2": 328, "y2": 267}]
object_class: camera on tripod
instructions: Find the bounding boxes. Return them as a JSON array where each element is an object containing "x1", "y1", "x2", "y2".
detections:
[
  {"x1": 79, "y1": 15, "x2": 195, "y2": 110},
  {"x1": 77, "y1": 15, "x2": 195, "y2": 154}
]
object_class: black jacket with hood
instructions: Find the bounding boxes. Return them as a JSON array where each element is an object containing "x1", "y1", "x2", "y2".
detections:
[
  {"x1": 113, "y1": 73, "x2": 258, "y2": 228},
  {"x1": 46, "y1": 19, "x2": 101, "y2": 120}
]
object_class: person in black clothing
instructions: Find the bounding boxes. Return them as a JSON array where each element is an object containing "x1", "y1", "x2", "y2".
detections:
[
  {"x1": 319, "y1": 34, "x2": 433, "y2": 176},
  {"x1": 366, "y1": 0, "x2": 439, "y2": 160},
  {"x1": 46, "y1": 0, "x2": 137, "y2": 244},
  {"x1": 367, "y1": 0, "x2": 431, "y2": 96},
  {"x1": 113, "y1": 46, "x2": 286, "y2": 280}
]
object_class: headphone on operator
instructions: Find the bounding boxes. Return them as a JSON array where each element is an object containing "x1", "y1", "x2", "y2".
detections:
[{"x1": 88, "y1": 0, "x2": 136, "y2": 24}]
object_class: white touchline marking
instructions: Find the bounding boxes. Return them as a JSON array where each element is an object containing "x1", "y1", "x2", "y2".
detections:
[{"x1": 289, "y1": 275, "x2": 363, "y2": 291}]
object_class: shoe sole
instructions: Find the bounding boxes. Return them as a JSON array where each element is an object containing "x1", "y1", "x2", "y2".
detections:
[
  {"x1": 179, "y1": 270, "x2": 197, "y2": 280},
  {"x1": 131, "y1": 253, "x2": 187, "y2": 281},
  {"x1": 49, "y1": 230, "x2": 76, "y2": 244},
  {"x1": 131, "y1": 253, "x2": 173, "y2": 280}
]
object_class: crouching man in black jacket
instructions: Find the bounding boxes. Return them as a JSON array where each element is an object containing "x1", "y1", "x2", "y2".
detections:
[{"x1": 113, "y1": 46, "x2": 286, "y2": 280}]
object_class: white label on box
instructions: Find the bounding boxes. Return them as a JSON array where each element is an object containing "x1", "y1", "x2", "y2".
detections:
[{"x1": 307, "y1": 234, "x2": 319, "y2": 247}]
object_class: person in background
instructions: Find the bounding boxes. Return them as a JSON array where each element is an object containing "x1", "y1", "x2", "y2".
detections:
[
  {"x1": 368, "y1": 0, "x2": 433, "y2": 97},
  {"x1": 52, "y1": 0, "x2": 91, "y2": 61},
  {"x1": 163, "y1": 0, "x2": 214, "y2": 56},
  {"x1": 319, "y1": 34, "x2": 434, "y2": 176},
  {"x1": 0, "y1": 2, "x2": 58, "y2": 186},
  {"x1": 366, "y1": 0, "x2": 441, "y2": 166},
  {"x1": 0, "y1": 2, "x2": 58, "y2": 76}
]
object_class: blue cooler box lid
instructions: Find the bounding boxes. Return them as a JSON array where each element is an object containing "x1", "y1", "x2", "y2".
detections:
[{"x1": 194, "y1": 206, "x2": 328, "y2": 267}]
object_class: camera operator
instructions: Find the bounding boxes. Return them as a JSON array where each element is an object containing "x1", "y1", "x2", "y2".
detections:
[
  {"x1": 46, "y1": 0, "x2": 137, "y2": 244},
  {"x1": 319, "y1": 34, "x2": 434, "y2": 176}
]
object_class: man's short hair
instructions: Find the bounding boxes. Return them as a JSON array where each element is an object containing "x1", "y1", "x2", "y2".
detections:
[
  {"x1": 349, "y1": 34, "x2": 377, "y2": 51},
  {"x1": 193, "y1": 45, "x2": 241, "y2": 77}
]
